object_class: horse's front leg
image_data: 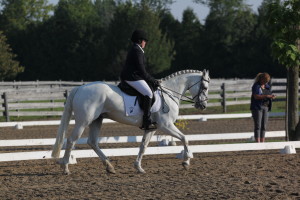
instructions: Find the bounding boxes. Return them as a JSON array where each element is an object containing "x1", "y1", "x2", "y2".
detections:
[
  {"x1": 134, "y1": 130, "x2": 156, "y2": 173},
  {"x1": 159, "y1": 123, "x2": 192, "y2": 170}
]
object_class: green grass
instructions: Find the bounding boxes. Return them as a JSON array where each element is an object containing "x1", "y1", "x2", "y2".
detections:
[
  {"x1": 179, "y1": 101, "x2": 290, "y2": 115},
  {"x1": 0, "y1": 99, "x2": 65, "y2": 122}
]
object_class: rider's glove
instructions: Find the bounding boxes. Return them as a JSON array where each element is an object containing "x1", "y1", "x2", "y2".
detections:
[{"x1": 153, "y1": 79, "x2": 160, "y2": 88}]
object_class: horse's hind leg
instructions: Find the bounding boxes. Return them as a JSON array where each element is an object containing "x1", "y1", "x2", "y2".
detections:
[
  {"x1": 87, "y1": 117, "x2": 116, "y2": 174},
  {"x1": 60, "y1": 123, "x2": 86, "y2": 175},
  {"x1": 134, "y1": 130, "x2": 156, "y2": 173}
]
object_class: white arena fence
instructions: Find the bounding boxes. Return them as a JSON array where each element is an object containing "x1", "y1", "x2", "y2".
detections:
[
  {"x1": 0, "y1": 131, "x2": 299, "y2": 162},
  {"x1": 0, "y1": 113, "x2": 299, "y2": 163},
  {"x1": 0, "y1": 78, "x2": 290, "y2": 121}
]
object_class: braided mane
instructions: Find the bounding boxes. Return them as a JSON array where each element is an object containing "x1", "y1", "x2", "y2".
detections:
[{"x1": 161, "y1": 69, "x2": 202, "y2": 81}]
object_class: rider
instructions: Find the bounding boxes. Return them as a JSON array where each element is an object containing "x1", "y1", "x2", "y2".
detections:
[{"x1": 120, "y1": 29, "x2": 160, "y2": 130}]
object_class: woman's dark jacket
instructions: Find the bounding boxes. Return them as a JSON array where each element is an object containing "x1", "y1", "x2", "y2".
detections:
[
  {"x1": 250, "y1": 82, "x2": 273, "y2": 111},
  {"x1": 120, "y1": 44, "x2": 156, "y2": 85}
]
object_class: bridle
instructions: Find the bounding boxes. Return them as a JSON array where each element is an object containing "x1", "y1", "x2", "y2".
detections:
[
  {"x1": 160, "y1": 76, "x2": 210, "y2": 105},
  {"x1": 188, "y1": 77, "x2": 210, "y2": 103}
]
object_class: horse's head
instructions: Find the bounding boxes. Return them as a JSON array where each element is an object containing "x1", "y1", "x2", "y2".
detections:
[{"x1": 188, "y1": 69, "x2": 210, "y2": 110}]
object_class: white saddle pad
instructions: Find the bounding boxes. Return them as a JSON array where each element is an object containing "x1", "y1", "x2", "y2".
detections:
[{"x1": 122, "y1": 90, "x2": 162, "y2": 116}]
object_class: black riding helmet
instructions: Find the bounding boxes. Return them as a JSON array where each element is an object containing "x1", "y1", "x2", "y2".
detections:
[{"x1": 131, "y1": 29, "x2": 148, "y2": 43}]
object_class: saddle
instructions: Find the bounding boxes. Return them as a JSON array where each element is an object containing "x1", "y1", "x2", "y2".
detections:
[{"x1": 118, "y1": 81, "x2": 156, "y2": 108}]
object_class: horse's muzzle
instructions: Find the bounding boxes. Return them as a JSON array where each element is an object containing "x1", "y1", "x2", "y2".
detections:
[{"x1": 195, "y1": 102, "x2": 206, "y2": 110}]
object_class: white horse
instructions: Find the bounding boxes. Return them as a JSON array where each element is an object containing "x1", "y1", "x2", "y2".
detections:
[{"x1": 52, "y1": 69, "x2": 210, "y2": 174}]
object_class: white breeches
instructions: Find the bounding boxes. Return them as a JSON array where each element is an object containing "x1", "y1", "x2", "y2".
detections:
[{"x1": 125, "y1": 80, "x2": 153, "y2": 98}]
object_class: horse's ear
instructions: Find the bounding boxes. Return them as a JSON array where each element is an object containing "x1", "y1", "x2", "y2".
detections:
[{"x1": 204, "y1": 69, "x2": 209, "y2": 75}]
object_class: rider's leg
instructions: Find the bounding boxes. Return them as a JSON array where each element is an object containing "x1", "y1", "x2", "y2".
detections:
[
  {"x1": 142, "y1": 95, "x2": 156, "y2": 130},
  {"x1": 125, "y1": 80, "x2": 155, "y2": 130},
  {"x1": 125, "y1": 80, "x2": 153, "y2": 98}
]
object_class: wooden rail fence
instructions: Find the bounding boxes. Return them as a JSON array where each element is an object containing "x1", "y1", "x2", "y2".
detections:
[{"x1": 0, "y1": 79, "x2": 289, "y2": 121}]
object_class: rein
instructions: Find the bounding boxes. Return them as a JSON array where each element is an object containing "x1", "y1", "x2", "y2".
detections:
[
  {"x1": 160, "y1": 85, "x2": 196, "y2": 104},
  {"x1": 160, "y1": 77, "x2": 210, "y2": 104}
]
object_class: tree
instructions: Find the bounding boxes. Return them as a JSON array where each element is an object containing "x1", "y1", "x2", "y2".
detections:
[
  {"x1": 249, "y1": 0, "x2": 284, "y2": 77},
  {"x1": 17, "y1": 0, "x2": 107, "y2": 81},
  {"x1": 170, "y1": 8, "x2": 204, "y2": 72},
  {"x1": 11, "y1": 0, "x2": 174, "y2": 81},
  {"x1": 0, "y1": 0, "x2": 54, "y2": 80},
  {"x1": 266, "y1": 0, "x2": 300, "y2": 140},
  {"x1": 0, "y1": 31, "x2": 24, "y2": 80},
  {"x1": 105, "y1": 2, "x2": 174, "y2": 80},
  {"x1": 48, "y1": 0, "x2": 103, "y2": 80},
  {"x1": 133, "y1": 0, "x2": 174, "y2": 11},
  {"x1": 158, "y1": 9, "x2": 180, "y2": 42},
  {"x1": 0, "y1": 0, "x2": 53, "y2": 33},
  {"x1": 94, "y1": 0, "x2": 117, "y2": 28},
  {"x1": 199, "y1": 0, "x2": 258, "y2": 77}
]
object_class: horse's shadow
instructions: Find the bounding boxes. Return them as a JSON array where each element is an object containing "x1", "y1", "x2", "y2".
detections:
[{"x1": 0, "y1": 172, "x2": 57, "y2": 177}]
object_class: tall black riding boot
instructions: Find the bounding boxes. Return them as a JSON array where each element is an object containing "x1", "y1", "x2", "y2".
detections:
[{"x1": 141, "y1": 95, "x2": 156, "y2": 130}]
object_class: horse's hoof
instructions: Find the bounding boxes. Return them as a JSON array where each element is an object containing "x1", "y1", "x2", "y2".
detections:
[
  {"x1": 134, "y1": 162, "x2": 146, "y2": 174},
  {"x1": 60, "y1": 164, "x2": 71, "y2": 175},
  {"x1": 137, "y1": 168, "x2": 146, "y2": 174},
  {"x1": 182, "y1": 162, "x2": 189, "y2": 170},
  {"x1": 106, "y1": 166, "x2": 116, "y2": 174},
  {"x1": 63, "y1": 171, "x2": 71, "y2": 175},
  {"x1": 103, "y1": 160, "x2": 116, "y2": 174},
  {"x1": 106, "y1": 168, "x2": 116, "y2": 174}
]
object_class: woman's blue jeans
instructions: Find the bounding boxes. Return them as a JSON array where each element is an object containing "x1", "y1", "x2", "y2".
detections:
[{"x1": 251, "y1": 106, "x2": 269, "y2": 139}]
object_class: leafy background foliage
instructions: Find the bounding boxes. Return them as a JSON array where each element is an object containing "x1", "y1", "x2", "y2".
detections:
[
  {"x1": 267, "y1": 0, "x2": 300, "y2": 68},
  {"x1": 0, "y1": 31, "x2": 24, "y2": 80},
  {"x1": 0, "y1": 0, "x2": 287, "y2": 81}
]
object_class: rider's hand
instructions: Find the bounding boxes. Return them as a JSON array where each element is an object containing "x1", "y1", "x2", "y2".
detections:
[{"x1": 153, "y1": 79, "x2": 160, "y2": 88}]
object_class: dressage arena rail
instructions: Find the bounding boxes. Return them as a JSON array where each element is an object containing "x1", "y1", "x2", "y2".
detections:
[
  {"x1": 0, "y1": 130, "x2": 299, "y2": 162},
  {"x1": 0, "y1": 78, "x2": 292, "y2": 121},
  {"x1": 0, "y1": 112, "x2": 299, "y2": 162}
]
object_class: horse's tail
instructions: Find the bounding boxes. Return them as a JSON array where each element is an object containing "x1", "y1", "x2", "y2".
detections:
[{"x1": 51, "y1": 87, "x2": 78, "y2": 159}]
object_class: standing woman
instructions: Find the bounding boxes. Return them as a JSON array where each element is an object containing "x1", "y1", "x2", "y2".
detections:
[
  {"x1": 120, "y1": 29, "x2": 160, "y2": 130},
  {"x1": 250, "y1": 73, "x2": 276, "y2": 143}
]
